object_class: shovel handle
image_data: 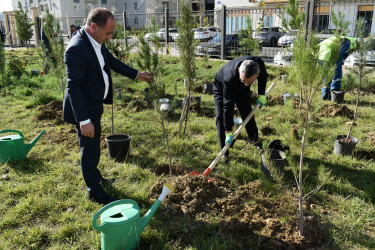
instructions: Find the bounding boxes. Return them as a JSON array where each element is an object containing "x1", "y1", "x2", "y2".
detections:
[{"x1": 206, "y1": 82, "x2": 276, "y2": 173}]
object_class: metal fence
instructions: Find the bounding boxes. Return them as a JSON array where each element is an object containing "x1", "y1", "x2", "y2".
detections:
[{"x1": 6, "y1": 0, "x2": 374, "y2": 63}]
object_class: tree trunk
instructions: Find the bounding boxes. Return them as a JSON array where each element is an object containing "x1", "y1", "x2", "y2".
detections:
[
  {"x1": 298, "y1": 126, "x2": 307, "y2": 236},
  {"x1": 346, "y1": 76, "x2": 361, "y2": 141}
]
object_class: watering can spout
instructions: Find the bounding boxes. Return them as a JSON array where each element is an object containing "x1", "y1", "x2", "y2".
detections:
[
  {"x1": 26, "y1": 130, "x2": 45, "y2": 155},
  {"x1": 141, "y1": 183, "x2": 174, "y2": 232}
]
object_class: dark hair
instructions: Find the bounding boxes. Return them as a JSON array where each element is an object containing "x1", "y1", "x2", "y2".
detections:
[
  {"x1": 70, "y1": 24, "x2": 76, "y2": 28},
  {"x1": 85, "y1": 8, "x2": 114, "y2": 28},
  {"x1": 239, "y1": 60, "x2": 260, "y2": 78}
]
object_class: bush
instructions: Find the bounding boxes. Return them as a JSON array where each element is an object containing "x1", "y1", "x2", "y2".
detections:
[
  {"x1": 8, "y1": 55, "x2": 27, "y2": 77},
  {"x1": 8, "y1": 74, "x2": 41, "y2": 88}
]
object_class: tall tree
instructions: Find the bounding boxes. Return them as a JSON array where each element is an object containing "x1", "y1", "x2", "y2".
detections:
[
  {"x1": 0, "y1": 37, "x2": 6, "y2": 96},
  {"x1": 176, "y1": 0, "x2": 197, "y2": 135},
  {"x1": 14, "y1": 1, "x2": 33, "y2": 49}
]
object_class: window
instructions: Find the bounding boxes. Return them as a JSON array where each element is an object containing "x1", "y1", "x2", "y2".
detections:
[
  {"x1": 135, "y1": 17, "x2": 138, "y2": 24},
  {"x1": 124, "y1": 3, "x2": 127, "y2": 11},
  {"x1": 73, "y1": 0, "x2": 79, "y2": 3},
  {"x1": 134, "y1": 2, "x2": 137, "y2": 10},
  {"x1": 40, "y1": 5, "x2": 44, "y2": 11},
  {"x1": 357, "y1": 6, "x2": 373, "y2": 37},
  {"x1": 102, "y1": 0, "x2": 107, "y2": 4}
]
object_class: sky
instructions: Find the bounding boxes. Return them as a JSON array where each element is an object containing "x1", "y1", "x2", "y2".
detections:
[{"x1": 0, "y1": 0, "x2": 13, "y2": 12}]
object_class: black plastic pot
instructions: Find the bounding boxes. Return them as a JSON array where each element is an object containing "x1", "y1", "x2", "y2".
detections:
[
  {"x1": 334, "y1": 135, "x2": 358, "y2": 156},
  {"x1": 331, "y1": 90, "x2": 345, "y2": 103},
  {"x1": 261, "y1": 149, "x2": 287, "y2": 177},
  {"x1": 267, "y1": 139, "x2": 290, "y2": 152},
  {"x1": 105, "y1": 134, "x2": 131, "y2": 162}
]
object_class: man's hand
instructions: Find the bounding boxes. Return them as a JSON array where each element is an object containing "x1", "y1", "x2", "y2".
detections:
[
  {"x1": 256, "y1": 95, "x2": 267, "y2": 108},
  {"x1": 136, "y1": 71, "x2": 154, "y2": 84},
  {"x1": 80, "y1": 122, "x2": 95, "y2": 138},
  {"x1": 225, "y1": 132, "x2": 233, "y2": 145}
]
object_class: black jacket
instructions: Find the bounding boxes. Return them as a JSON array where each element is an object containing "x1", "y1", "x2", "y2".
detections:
[
  {"x1": 214, "y1": 56, "x2": 268, "y2": 130},
  {"x1": 63, "y1": 29, "x2": 138, "y2": 125}
]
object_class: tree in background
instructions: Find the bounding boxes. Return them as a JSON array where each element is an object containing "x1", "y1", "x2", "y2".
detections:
[
  {"x1": 238, "y1": 17, "x2": 261, "y2": 56},
  {"x1": 42, "y1": 9, "x2": 65, "y2": 100},
  {"x1": 105, "y1": 22, "x2": 135, "y2": 63},
  {"x1": 14, "y1": 1, "x2": 33, "y2": 49},
  {"x1": 345, "y1": 19, "x2": 374, "y2": 141},
  {"x1": 0, "y1": 37, "x2": 6, "y2": 96},
  {"x1": 282, "y1": 0, "x2": 305, "y2": 31},
  {"x1": 176, "y1": 1, "x2": 197, "y2": 135}
]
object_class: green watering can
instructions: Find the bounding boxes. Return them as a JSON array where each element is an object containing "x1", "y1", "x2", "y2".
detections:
[
  {"x1": 0, "y1": 129, "x2": 45, "y2": 163},
  {"x1": 92, "y1": 183, "x2": 174, "y2": 250}
]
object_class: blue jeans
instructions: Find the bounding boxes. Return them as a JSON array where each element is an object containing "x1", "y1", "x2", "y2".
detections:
[{"x1": 322, "y1": 39, "x2": 351, "y2": 100}]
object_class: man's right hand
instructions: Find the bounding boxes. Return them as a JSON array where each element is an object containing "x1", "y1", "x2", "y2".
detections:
[{"x1": 80, "y1": 122, "x2": 94, "y2": 138}]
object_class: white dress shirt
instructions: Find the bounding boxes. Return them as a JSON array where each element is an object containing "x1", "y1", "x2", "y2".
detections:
[{"x1": 80, "y1": 29, "x2": 110, "y2": 126}]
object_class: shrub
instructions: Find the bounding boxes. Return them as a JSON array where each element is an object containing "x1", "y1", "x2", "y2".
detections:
[{"x1": 8, "y1": 55, "x2": 27, "y2": 77}]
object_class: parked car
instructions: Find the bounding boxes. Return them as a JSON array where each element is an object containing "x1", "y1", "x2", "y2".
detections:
[
  {"x1": 253, "y1": 27, "x2": 283, "y2": 47},
  {"x1": 278, "y1": 30, "x2": 298, "y2": 47},
  {"x1": 278, "y1": 29, "x2": 335, "y2": 47},
  {"x1": 344, "y1": 50, "x2": 375, "y2": 67},
  {"x1": 195, "y1": 33, "x2": 249, "y2": 58},
  {"x1": 145, "y1": 28, "x2": 178, "y2": 42},
  {"x1": 194, "y1": 27, "x2": 221, "y2": 41}
]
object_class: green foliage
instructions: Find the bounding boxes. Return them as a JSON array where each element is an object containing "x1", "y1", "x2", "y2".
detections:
[
  {"x1": 14, "y1": 1, "x2": 33, "y2": 48},
  {"x1": 26, "y1": 91, "x2": 56, "y2": 107},
  {"x1": 42, "y1": 9, "x2": 66, "y2": 99},
  {"x1": 176, "y1": 1, "x2": 197, "y2": 91},
  {"x1": 282, "y1": 0, "x2": 305, "y2": 31},
  {"x1": 239, "y1": 17, "x2": 260, "y2": 56},
  {"x1": 330, "y1": 10, "x2": 349, "y2": 36},
  {"x1": 8, "y1": 55, "x2": 27, "y2": 77},
  {"x1": 0, "y1": 36, "x2": 6, "y2": 95},
  {"x1": 105, "y1": 22, "x2": 136, "y2": 62}
]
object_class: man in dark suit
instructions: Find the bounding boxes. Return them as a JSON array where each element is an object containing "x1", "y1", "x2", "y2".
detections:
[
  {"x1": 63, "y1": 8, "x2": 153, "y2": 205},
  {"x1": 213, "y1": 56, "x2": 268, "y2": 163}
]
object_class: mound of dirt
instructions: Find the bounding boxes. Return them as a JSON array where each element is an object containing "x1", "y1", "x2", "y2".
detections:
[
  {"x1": 36, "y1": 100, "x2": 63, "y2": 123},
  {"x1": 320, "y1": 104, "x2": 354, "y2": 119},
  {"x1": 43, "y1": 127, "x2": 77, "y2": 148},
  {"x1": 149, "y1": 175, "x2": 327, "y2": 249},
  {"x1": 269, "y1": 95, "x2": 284, "y2": 105}
]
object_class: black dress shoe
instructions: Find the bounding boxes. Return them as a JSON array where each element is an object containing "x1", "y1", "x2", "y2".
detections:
[
  {"x1": 100, "y1": 177, "x2": 115, "y2": 186},
  {"x1": 88, "y1": 190, "x2": 118, "y2": 205}
]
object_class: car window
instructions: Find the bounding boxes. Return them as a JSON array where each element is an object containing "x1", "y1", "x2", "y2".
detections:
[
  {"x1": 196, "y1": 28, "x2": 203, "y2": 32},
  {"x1": 212, "y1": 35, "x2": 221, "y2": 42},
  {"x1": 261, "y1": 28, "x2": 269, "y2": 32}
]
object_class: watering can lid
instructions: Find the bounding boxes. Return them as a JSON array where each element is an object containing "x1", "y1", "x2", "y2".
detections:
[{"x1": 100, "y1": 201, "x2": 140, "y2": 225}]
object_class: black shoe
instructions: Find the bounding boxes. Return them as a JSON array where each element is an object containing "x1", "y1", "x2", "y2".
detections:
[
  {"x1": 88, "y1": 189, "x2": 118, "y2": 205},
  {"x1": 222, "y1": 155, "x2": 230, "y2": 164},
  {"x1": 100, "y1": 177, "x2": 115, "y2": 186},
  {"x1": 254, "y1": 142, "x2": 264, "y2": 153}
]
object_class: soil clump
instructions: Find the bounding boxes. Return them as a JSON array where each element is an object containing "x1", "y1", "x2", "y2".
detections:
[
  {"x1": 320, "y1": 104, "x2": 354, "y2": 119},
  {"x1": 149, "y1": 175, "x2": 327, "y2": 249}
]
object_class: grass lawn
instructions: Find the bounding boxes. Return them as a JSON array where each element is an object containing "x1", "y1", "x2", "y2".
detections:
[{"x1": 0, "y1": 48, "x2": 374, "y2": 249}]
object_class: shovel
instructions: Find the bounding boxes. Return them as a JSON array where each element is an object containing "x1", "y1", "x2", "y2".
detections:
[{"x1": 191, "y1": 82, "x2": 276, "y2": 177}]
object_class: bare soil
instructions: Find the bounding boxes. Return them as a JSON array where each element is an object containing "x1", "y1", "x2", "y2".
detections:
[
  {"x1": 35, "y1": 100, "x2": 63, "y2": 124},
  {"x1": 149, "y1": 175, "x2": 327, "y2": 249},
  {"x1": 261, "y1": 126, "x2": 275, "y2": 136},
  {"x1": 320, "y1": 104, "x2": 354, "y2": 119},
  {"x1": 269, "y1": 94, "x2": 284, "y2": 105}
]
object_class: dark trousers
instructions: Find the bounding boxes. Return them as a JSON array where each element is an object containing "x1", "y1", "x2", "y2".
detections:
[
  {"x1": 75, "y1": 117, "x2": 103, "y2": 193},
  {"x1": 214, "y1": 93, "x2": 258, "y2": 157}
]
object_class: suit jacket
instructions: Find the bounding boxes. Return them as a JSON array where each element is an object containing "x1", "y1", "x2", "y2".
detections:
[
  {"x1": 63, "y1": 29, "x2": 138, "y2": 125},
  {"x1": 214, "y1": 56, "x2": 268, "y2": 130}
]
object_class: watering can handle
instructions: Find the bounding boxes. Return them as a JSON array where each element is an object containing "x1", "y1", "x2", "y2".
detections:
[
  {"x1": 92, "y1": 199, "x2": 138, "y2": 231},
  {"x1": 0, "y1": 130, "x2": 24, "y2": 138}
]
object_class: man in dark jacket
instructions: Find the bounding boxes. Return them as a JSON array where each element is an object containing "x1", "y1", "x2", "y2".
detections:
[
  {"x1": 213, "y1": 56, "x2": 268, "y2": 163},
  {"x1": 63, "y1": 8, "x2": 153, "y2": 205}
]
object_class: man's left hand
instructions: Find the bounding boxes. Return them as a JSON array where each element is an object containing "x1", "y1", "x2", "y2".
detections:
[
  {"x1": 136, "y1": 71, "x2": 154, "y2": 84},
  {"x1": 256, "y1": 95, "x2": 267, "y2": 108}
]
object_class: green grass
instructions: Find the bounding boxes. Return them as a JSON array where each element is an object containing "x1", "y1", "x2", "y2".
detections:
[{"x1": 0, "y1": 48, "x2": 375, "y2": 249}]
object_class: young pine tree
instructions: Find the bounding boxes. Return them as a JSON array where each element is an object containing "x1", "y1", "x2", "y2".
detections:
[
  {"x1": 14, "y1": 1, "x2": 33, "y2": 49},
  {"x1": 0, "y1": 37, "x2": 6, "y2": 96},
  {"x1": 176, "y1": 1, "x2": 197, "y2": 135}
]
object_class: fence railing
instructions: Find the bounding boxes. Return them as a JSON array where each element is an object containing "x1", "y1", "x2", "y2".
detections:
[{"x1": 5, "y1": 0, "x2": 375, "y2": 63}]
